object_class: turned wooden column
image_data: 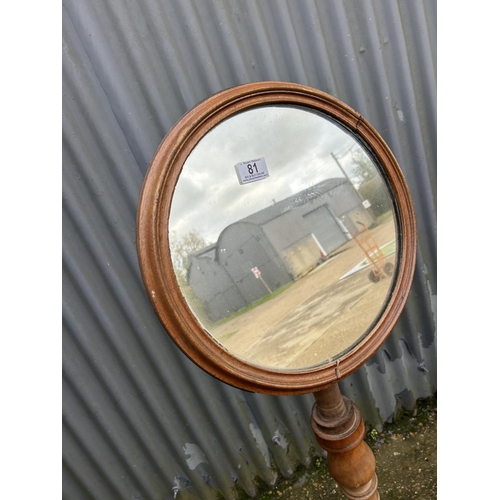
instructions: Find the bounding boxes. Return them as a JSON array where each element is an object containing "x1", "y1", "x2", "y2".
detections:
[{"x1": 311, "y1": 382, "x2": 379, "y2": 500}]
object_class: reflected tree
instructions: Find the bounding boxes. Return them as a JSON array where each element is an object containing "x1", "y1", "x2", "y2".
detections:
[
  {"x1": 349, "y1": 146, "x2": 377, "y2": 185},
  {"x1": 170, "y1": 231, "x2": 211, "y2": 284},
  {"x1": 170, "y1": 230, "x2": 214, "y2": 325},
  {"x1": 350, "y1": 146, "x2": 392, "y2": 218}
]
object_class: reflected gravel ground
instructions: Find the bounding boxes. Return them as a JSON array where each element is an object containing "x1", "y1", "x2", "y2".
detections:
[{"x1": 256, "y1": 394, "x2": 437, "y2": 500}]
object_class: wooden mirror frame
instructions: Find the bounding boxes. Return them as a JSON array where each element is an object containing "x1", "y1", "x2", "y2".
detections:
[{"x1": 137, "y1": 81, "x2": 416, "y2": 395}]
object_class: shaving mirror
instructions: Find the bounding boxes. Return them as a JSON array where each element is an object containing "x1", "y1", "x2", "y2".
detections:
[{"x1": 137, "y1": 82, "x2": 416, "y2": 395}]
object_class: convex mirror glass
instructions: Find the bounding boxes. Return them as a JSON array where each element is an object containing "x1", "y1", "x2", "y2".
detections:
[{"x1": 169, "y1": 106, "x2": 397, "y2": 370}]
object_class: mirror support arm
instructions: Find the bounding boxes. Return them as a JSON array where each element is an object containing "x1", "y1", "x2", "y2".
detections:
[{"x1": 311, "y1": 383, "x2": 379, "y2": 500}]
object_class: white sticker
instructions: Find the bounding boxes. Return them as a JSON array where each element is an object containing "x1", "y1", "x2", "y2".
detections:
[
  {"x1": 251, "y1": 266, "x2": 261, "y2": 278},
  {"x1": 235, "y1": 157, "x2": 269, "y2": 185}
]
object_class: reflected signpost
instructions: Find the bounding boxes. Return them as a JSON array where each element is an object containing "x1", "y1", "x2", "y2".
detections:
[
  {"x1": 252, "y1": 267, "x2": 272, "y2": 294},
  {"x1": 137, "y1": 82, "x2": 416, "y2": 499}
]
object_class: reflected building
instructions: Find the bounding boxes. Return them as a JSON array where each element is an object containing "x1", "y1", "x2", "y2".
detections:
[{"x1": 187, "y1": 178, "x2": 374, "y2": 321}]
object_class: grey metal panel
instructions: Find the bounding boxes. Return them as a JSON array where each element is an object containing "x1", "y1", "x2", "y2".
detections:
[
  {"x1": 303, "y1": 205, "x2": 347, "y2": 254},
  {"x1": 62, "y1": 0, "x2": 436, "y2": 498},
  {"x1": 242, "y1": 178, "x2": 345, "y2": 226}
]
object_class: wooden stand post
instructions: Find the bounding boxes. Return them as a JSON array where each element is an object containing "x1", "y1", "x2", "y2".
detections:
[{"x1": 311, "y1": 383, "x2": 379, "y2": 500}]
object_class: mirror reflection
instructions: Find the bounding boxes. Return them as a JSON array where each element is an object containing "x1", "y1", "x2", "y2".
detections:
[{"x1": 169, "y1": 106, "x2": 397, "y2": 370}]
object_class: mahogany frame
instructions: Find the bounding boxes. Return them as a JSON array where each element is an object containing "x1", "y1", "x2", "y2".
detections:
[{"x1": 136, "y1": 81, "x2": 417, "y2": 395}]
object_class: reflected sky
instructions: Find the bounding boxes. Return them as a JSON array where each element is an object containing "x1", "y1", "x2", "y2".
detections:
[{"x1": 169, "y1": 105, "x2": 365, "y2": 243}]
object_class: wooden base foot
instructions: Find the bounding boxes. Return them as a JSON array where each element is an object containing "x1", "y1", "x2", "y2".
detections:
[{"x1": 311, "y1": 383, "x2": 379, "y2": 500}]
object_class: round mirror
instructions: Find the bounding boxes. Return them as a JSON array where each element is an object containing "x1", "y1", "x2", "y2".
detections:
[{"x1": 137, "y1": 82, "x2": 416, "y2": 395}]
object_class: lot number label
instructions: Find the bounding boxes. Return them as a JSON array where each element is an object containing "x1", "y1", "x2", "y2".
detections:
[{"x1": 235, "y1": 157, "x2": 269, "y2": 185}]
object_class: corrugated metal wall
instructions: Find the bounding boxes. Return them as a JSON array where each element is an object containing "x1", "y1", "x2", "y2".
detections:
[{"x1": 62, "y1": 1, "x2": 436, "y2": 499}]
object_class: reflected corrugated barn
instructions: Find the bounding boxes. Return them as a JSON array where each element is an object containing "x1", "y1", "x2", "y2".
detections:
[{"x1": 188, "y1": 178, "x2": 374, "y2": 322}]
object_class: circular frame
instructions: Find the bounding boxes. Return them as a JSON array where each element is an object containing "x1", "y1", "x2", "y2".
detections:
[{"x1": 137, "y1": 82, "x2": 416, "y2": 395}]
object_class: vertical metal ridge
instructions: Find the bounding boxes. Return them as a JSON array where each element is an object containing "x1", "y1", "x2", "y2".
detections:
[{"x1": 62, "y1": 313, "x2": 175, "y2": 497}]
